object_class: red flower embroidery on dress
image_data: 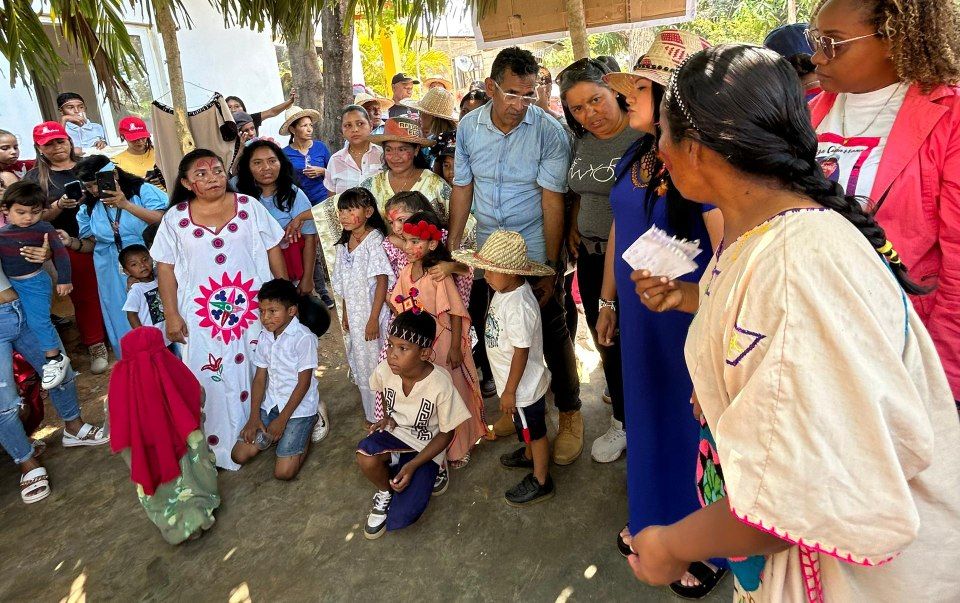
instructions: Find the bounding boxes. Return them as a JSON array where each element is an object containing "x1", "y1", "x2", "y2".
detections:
[{"x1": 201, "y1": 354, "x2": 224, "y2": 382}]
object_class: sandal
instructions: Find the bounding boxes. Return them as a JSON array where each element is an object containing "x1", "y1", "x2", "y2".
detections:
[
  {"x1": 32, "y1": 439, "x2": 46, "y2": 459},
  {"x1": 449, "y1": 453, "x2": 471, "y2": 470},
  {"x1": 62, "y1": 423, "x2": 109, "y2": 448},
  {"x1": 20, "y1": 466, "x2": 50, "y2": 504},
  {"x1": 669, "y1": 562, "x2": 728, "y2": 600},
  {"x1": 617, "y1": 525, "x2": 632, "y2": 558}
]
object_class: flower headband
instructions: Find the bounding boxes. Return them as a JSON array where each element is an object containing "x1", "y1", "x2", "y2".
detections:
[{"x1": 403, "y1": 220, "x2": 442, "y2": 241}]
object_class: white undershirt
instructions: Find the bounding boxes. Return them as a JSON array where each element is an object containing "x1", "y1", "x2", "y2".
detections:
[{"x1": 816, "y1": 81, "x2": 907, "y2": 201}]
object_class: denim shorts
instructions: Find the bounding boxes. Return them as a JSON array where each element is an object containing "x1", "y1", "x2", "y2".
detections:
[{"x1": 260, "y1": 407, "x2": 317, "y2": 457}]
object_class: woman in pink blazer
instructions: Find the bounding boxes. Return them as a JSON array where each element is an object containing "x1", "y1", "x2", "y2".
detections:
[{"x1": 809, "y1": 0, "x2": 960, "y2": 402}]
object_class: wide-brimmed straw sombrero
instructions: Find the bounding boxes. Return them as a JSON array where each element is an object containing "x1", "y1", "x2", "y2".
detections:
[
  {"x1": 354, "y1": 92, "x2": 395, "y2": 111},
  {"x1": 369, "y1": 117, "x2": 435, "y2": 147},
  {"x1": 280, "y1": 105, "x2": 321, "y2": 135},
  {"x1": 453, "y1": 230, "x2": 554, "y2": 277},
  {"x1": 423, "y1": 76, "x2": 454, "y2": 91},
  {"x1": 401, "y1": 87, "x2": 459, "y2": 122},
  {"x1": 603, "y1": 29, "x2": 710, "y2": 95}
]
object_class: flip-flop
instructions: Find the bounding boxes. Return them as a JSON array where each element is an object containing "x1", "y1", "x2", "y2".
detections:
[
  {"x1": 617, "y1": 525, "x2": 632, "y2": 558},
  {"x1": 669, "y1": 563, "x2": 728, "y2": 600},
  {"x1": 20, "y1": 466, "x2": 50, "y2": 504}
]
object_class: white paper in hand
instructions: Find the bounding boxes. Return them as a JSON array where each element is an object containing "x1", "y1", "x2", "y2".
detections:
[{"x1": 621, "y1": 226, "x2": 703, "y2": 280}]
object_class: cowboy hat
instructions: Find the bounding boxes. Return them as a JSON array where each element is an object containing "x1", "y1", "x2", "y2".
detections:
[
  {"x1": 280, "y1": 105, "x2": 321, "y2": 136},
  {"x1": 354, "y1": 92, "x2": 395, "y2": 111},
  {"x1": 603, "y1": 29, "x2": 711, "y2": 95},
  {"x1": 452, "y1": 230, "x2": 554, "y2": 277},
  {"x1": 401, "y1": 88, "x2": 460, "y2": 122},
  {"x1": 369, "y1": 117, "x2": 435, "y2": 147}
]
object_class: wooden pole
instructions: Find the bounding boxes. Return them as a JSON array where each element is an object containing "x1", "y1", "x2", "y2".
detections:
[
  {"x1": 787, "y1": 0, "x2": 798, "y2": 24},
  {"x1": 154, "y1": 0, "x2": 194, "y2": 154},
  {"x1": 564, "y1": 0, "x2": 590, "y2": 59}
]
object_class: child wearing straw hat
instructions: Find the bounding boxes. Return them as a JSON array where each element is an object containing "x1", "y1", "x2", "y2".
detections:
[{"x1": 453, "y1": 230, "x2": 556, "y2": 506}]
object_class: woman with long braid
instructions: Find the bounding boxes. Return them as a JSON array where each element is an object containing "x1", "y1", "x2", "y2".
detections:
[{"x1": 627, "y1": 44, "x2": 960, "y2": 602}]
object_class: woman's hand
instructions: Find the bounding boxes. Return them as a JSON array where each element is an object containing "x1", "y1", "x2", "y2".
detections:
[
  {"x1": 58, "y1": 195, "x2": 79, "y2": 210},
  {"x1": 101, "y1": 188, "x2": 130, "y2": 210},
  {"x1": 166, "y1": 313, "x2": 189, "y2": 344},
  {"x1": 596, "y1": 306, "x2": 617, "y2": 347},
  {"x1": 631, "y1": 270, "x2": 684, "y2": 313},
  {"x1": 427, "y1": 262, "x2": 455, "y2": 281},
  {"x1": 364, "y1": 317, "x2": 379, "y2": 341},
  {"x1": 20, "y1": 233, "x2": 52, "y2": 264},
  {"x1": 627, "y1": 526, "x2": 689, "y2": 586},
  {"x1": 56, "y1": 284, "x2": 73, "y2": 296},
  {"x1": 567, "y1": 227, "x2": 581, "y2": 259},
  {"x1": 448, "y1": 345, "x2": 463, "y2": 370},
  {"x1": 94, "y1": 139, "x2": 108, "y2": 150},
  {"x1": 303, "y1": 166, "x2": 325, "y2": 179},
  {"x1": 285, "y1": 218, "x2": 305, "y2": 244}
]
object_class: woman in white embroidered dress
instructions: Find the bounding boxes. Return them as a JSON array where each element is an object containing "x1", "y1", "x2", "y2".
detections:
[
  {"x1": 626, "y1": 45, "x2": 960, "y2": 602},
  {"x1": 154, "y1": 149, "x2": 286, "y2": 470}
]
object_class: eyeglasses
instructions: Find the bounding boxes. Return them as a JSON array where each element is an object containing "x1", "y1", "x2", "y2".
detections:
[
  {"x1": 492, "y1": 81, "x2": 537, "y2": 106},
  {"x1": 806, "y1": 29, "x2": 882, "y2": 60}
]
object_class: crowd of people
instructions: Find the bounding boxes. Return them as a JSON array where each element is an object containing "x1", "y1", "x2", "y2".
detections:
[{"x1": 1, "y1": 0, "x2": 959, "y2": 599}]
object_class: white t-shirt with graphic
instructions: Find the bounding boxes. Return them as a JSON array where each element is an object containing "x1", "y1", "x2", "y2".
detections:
[
  {"x1": 484, "y1": 282, "x2": 550, "y2": 407},
  {"x1": 123, "y1": 279, "x2": 170, "y2": 346},
  {"x1": 815, "y1": 82, "x2": 907, "y2": 202},
  {"x1": 369, "y1": 361, "x2": 472, "y2": 465}
]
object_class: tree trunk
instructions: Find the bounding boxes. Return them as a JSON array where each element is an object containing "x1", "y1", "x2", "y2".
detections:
[
  {"x1": 564, "y1": 0, "x2": 590, "y2": 60},
  {"x1": 154, "y1": 1, "x2": 194, "y2": 154},
  {"x1": 320, "y1": 0, "x2": 355, "y2": 148},
  {"x1": 787, "y1": 0, "x2": 797, "y2": 24},
  {"x1": 285, "y1": 18, "x2": 324, "y2": 139}
]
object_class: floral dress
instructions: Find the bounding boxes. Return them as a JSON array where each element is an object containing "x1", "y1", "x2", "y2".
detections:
[
  {"x1": 331, "y1": 230, "x2": 395, "y2": 423},
  {"x1": 151, "y1": 194, "x2": 284, "y2": 470}
]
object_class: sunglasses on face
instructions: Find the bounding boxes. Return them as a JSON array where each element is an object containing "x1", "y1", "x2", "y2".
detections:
[{"x1": 806, "y1": 29, "x2": 882, "y2": 60}]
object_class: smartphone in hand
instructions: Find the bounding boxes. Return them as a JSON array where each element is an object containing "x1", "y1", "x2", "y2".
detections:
[
  {"x1": 96, "y1": 171, "x2": 117, "y2": 199},
  {"x1": 64, "y1": 180, "x2": 85, "y2": 201}
]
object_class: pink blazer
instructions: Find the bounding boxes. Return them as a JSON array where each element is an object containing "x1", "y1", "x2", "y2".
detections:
[{"x1": 811, "y1": 84, "x2": 960, "y2": 400}]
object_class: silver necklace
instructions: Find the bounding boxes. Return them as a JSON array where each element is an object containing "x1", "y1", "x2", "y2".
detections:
[{"x1": 840, "y1": 82, "x2": 903, "y2": 143}]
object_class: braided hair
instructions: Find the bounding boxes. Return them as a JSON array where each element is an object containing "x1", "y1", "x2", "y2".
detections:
[{"x1": 664, "y1": 44, "x2": 925, "y2": 295}]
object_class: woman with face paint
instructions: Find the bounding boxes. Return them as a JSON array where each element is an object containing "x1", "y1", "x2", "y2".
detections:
[{"x1": 152, "y1": 149, "x2": 288, "y2": 470}]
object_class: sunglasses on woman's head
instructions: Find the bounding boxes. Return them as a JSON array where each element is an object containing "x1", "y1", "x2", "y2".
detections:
[{"x1": 805, "y1": 29, "x2": 882, "y2": 60}]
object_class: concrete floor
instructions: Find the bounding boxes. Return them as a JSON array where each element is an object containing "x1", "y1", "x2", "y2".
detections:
[{"x1": 0, "y1": 312, "x2": 731, "y2": 602}]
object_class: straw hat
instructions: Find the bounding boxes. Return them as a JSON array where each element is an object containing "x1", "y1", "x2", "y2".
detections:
[
  {"x1": 603, "y1": 29, "x2": 710, "y2": 95},
  {"x1": 452, "y1": 230, "x2": 554, "y2": 277},
  {"x1": 423, "y1": 76, "x2": 453, "y2": 91},
  {"x1": 354, "y1": 92, "x2": 394, "y2": 111},
  {"x1": 280, "y1": 105, "x2": 321, "y2": 135},
  {"x1": 369, "y1": 117, "x2": 435, "y2": 147},
  {"x1": 402, "y1": 88, "x2": 459, "y2": 122}
]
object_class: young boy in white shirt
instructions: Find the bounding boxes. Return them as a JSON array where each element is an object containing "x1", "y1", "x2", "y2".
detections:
[
  {"x1": 357, "y1": 309, "x2": 472, "y2": 539},
  {"x1": 232, "y1": 279, "x2": 321, "y2": 480},
  {"x1": 454, "y1": 230, "x2": 555, "y2": 506},
  {"x1": 121, "y1": 244, "x2": 170, "y2": 346}
]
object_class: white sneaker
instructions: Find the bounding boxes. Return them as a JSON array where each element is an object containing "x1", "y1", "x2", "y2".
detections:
[
  {"x1": 41, "y1": 355, "x2": 69, "y2": 390},
  {"x1": 311, "y1": 403, "x2": 329, "y2": 443},
  {"x1": 89, "y1": 343, "x2": 109, "y2": 374},
  {"x1": 591, "y1": 416, "x2": 626, "y2": 463},
  {"x1": 364, "y1": 490, "x2": 392, "y2": 540}
]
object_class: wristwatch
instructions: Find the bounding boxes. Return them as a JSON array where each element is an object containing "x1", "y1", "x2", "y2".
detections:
[{"x1": 599, "y1": 298, "x2": 617, "y2": 312}]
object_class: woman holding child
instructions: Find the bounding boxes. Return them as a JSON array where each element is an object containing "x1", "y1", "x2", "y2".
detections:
[{"x1": 153, "y1": 149, "x2": 287, "y2": 470}]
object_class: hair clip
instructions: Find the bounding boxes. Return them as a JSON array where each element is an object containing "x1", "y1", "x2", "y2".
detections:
[{"x1": 668, "y1": 56, "x2": 700, "y2": 133}]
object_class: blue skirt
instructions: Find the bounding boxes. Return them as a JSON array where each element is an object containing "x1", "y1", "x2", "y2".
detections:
[{"x1": 357, "y1": 431, "x2": 439, "y2": 531}]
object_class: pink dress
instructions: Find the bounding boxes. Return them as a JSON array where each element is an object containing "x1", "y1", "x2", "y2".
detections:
[{"x1": 388, "y1": 264, "x2": 486, "y2": 463}]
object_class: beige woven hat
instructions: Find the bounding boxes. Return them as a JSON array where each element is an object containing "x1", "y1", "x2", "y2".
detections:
[
  {"x1": 280, "y1": 105, "x2": 321, "y2": 135},
  {"x1": 402, "y1": 87, "x2": 459, "y2": 122},
  {"x1": 354, "y1": 92, "x2": 395, "y2": 111},
  {"x1": 604, "y1": 29, "x2": 711, "y2": 95},
  {"x1": 423, "y1": 76, "x2": 453, "y2": 91},
  {"x1": 452, "y1": 230, "x2": 554, "y2": 277}
]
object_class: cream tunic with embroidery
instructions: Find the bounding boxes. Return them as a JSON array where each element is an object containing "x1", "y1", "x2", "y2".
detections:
[{"x1": 684, "y1": 209, "x2": 960, "y2": 602}]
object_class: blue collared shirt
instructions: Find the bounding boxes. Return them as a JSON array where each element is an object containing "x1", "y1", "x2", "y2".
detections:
[
  {"x1": 65, "y1": 121, "x2": 107, "y2": 149},
  {"x1": 454, "y1": 103, "x2": 571, "y2": 261}
]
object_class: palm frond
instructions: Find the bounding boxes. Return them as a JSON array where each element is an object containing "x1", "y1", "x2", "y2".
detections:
[
  {"x1": 348, "y1": 0, "x2": 497, "y2": 47},
  {"x1": 210, "y1": 0, "x2": 330, "y2": 38}
]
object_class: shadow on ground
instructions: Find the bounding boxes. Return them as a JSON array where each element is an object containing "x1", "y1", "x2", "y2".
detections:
[{"x1": 0, "y1": 310, "x2": 731, "y2": 602}]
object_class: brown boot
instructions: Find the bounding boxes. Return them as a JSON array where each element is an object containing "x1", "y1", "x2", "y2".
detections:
[
  {"x1": 492, "y1": 413, "x2": 516, "y2": 438},
  {"x1": 552, "y1": 410, "x2": 583, "y2": 465}
]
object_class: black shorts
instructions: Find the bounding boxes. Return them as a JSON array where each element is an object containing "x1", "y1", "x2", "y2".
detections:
[{"x1": 513, "y1": 396, "x2": 547, "y2": 443}]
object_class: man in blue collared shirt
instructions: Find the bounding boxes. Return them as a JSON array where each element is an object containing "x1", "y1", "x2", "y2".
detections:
[
  {"x1": 57, "y1": 93, "x2": 107, "y2": 152},
  {"x1": 448, "y1": 47, "x2": 585, "y2": 466}
]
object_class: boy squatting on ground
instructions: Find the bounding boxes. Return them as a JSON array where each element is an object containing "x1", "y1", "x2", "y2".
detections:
[
  {"x1": 0, "y1": 181, "x2": 72, "y2": 390},
  {"x1": 232, "y1": 279, "x2": 320, "y2": 480},
  {"x1": 357, "y1": 309, "x2": 472, "y2": 540},
  {"x1": 454, "y1": 230, "x2": 555, "y2": 506}
]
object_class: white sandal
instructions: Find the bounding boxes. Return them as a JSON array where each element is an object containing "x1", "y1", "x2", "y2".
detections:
[
  {"x1": 62, "y1": 423, "x2": 109, "y2": 447},
  {"x1": 20, "y1": 466, "x2": 50, "y2": 504}
]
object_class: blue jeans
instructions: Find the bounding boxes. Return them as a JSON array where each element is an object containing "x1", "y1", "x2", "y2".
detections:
[
  {"x1": 9, "y1": 271, "x2": 60, "y2": 353},
  {"x1": 0, "y1": 300, "x2": 81, "y2": 464},
  {"x1": 260, "y1": 407, "x2": 317, "y2": 457}
]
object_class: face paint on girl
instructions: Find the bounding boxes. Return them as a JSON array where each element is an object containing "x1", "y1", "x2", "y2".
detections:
[
  {"x1": 402, "y1": 232, "x2": 435, "y2": 263},
  {"x1": 338, "y1": 206, "x2": 370, "y2": 231},
  {"x1": 387, "y1": 206, "x2": 414, "y2": 236}
]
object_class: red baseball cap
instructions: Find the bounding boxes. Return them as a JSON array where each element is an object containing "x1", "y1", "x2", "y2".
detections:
[
  {"x1": 118, "y1": 115, "x2": 150, "y2": 141},
  {"x1": 33, "y1": 121, "x2": 69, "y2": 146}
]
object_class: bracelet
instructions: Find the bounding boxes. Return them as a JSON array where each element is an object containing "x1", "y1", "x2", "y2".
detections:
[{"x1": 599, "y1": 298, "x2": 617, "y2": 312}]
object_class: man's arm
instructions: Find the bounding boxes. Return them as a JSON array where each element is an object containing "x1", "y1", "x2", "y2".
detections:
[{"x1": 447, "y1": 182, "x2": 474, "y2": 251}]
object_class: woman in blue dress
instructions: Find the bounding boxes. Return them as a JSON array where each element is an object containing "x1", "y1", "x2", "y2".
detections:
[
  {"x1": 595, "y1": 30, "x2": 727, "y2": 598},
  {"x1": 71, "y1": 155, "x2": 166, "y2": 358}
]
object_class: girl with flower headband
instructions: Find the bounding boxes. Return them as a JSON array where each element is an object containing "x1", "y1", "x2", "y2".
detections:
[
  {"x1": 331, "y1": 187, "x2": 395, "y2": 425},
  {"x1": 388, "y1": 211, "x2": 487, "y2": 469}
]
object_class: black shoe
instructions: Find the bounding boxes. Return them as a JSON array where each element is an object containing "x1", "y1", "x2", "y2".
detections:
[
  {"x1": 480, "y1": 378, "x2": 497, "y2": 398},
  {"x1": 505, "y1": 473, "x2": 554, "y2": 507},
  {"x1": 432, "y1": 468, "x2": 449, "y2": 496},
  {"x1": 320, "y1": 293, "x2": 336, "y2": 310},
  {"x1": 51, "y1": 314, "x2": 72, "y2": 330},
  {"x1": 499, "y1": 447, "x2": 534, "y2": 469}
]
